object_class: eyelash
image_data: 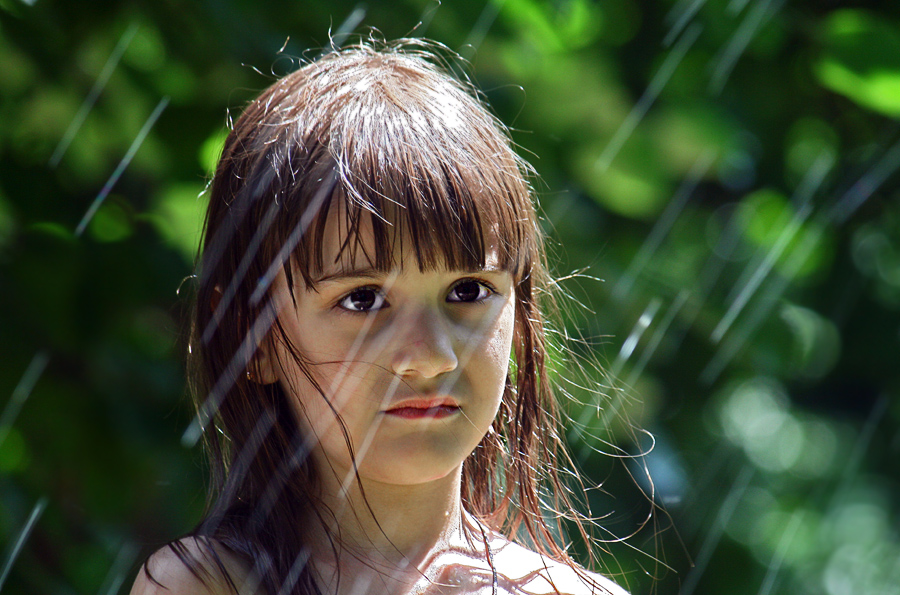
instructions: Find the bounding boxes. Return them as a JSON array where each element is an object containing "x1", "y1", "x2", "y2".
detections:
[
  {"x1": 335, "y1": 278, "x2": 497, "y2": 313},
  {"x1": 447, "y1": 278, "x2": 497, "y2": 303},
  {"x1": 336, "y1": 285, "x2": 387, "y2": 313}
]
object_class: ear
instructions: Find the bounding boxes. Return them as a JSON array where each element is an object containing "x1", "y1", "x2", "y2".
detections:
[
  {"x1": 210, "y1": 285, "x2": 279, "y2": 385},
  {"x1": 248, "y1": 337, "x2": 279, "y2": 385}
]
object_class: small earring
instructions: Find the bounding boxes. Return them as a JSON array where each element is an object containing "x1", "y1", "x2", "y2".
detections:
[{"x1": 246, "y1": 370, "x2": 254, "y2": 382}]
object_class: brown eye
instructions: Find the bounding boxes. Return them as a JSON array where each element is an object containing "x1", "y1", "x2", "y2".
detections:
[
  {"x1": 447, "y1": 280, "x2": 492, "y2": 303},
  {"x1": 339, "y1": 287, "x2": 387, "y2": 312}
]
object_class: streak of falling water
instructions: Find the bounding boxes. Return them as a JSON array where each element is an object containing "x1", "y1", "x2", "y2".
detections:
[
  {"x1": 612, "y1": 299, "x2": 662, "y2": 379},
  {"x1": 0, "y1": 497, "x2": 48, "y2": 592},
  {"x1": 756, "y1": 510, "x2": 804, "y2": 595},
  {"x1": 826, "y1": 395, "x2": 889, "y2": 513},
  {"x1": 335, "y1": 288, "x2": 513, "y2": 497},
  {"x1": 194, "y1": 155, "x2": 282, "y2": 322},
  {"x1": 460, "y1": 0, "x2": 505, "y2": 60},
  {"x1": 711, "y1": 201, "x2": 811, "y2": 344},
  {"x1": 828, "y1": 136, "x2": 900, "y2": 225},
  {"x1": 727, "y1": 0, "x2": 753, "y2": 15},
  {"x1": 322, "y1": 5, "x2": 367, "y2": 54},
  {"x1": 211, "y1": 302, "x2": 406, "y2": 532},
  {"x1": 613, "y1": 151, "x2": 715, "y2": 300},
  {"x1": 348, "y1": 573, "x2": 381, "y2": 595},
  {"x1": 572, "y1": 299, "x2": 661, "y2": 447},
  {"x1": 0, "y1": 350, "x2": 49, "y2": 449},
  {"x1": 49, "y1": 24, "x2": 139, "y2": 168},
  {"x1": 199, "y1": 411, "x2": 276, "y2": 539},
  {"x1": 701, "y1": 221, "x2": 824, "y2": 384},
  {"x1": 201, "y1": 197, "x2": 287, "y2": 345},
  {"x1": 699, "y1": 144, "x2": 898, "y2": 383},
  {"x1": 680, "y1": 466, "x2": 753, "y2": 595},
  {"x1": 708, "y1": 0, "x2": 785, "y2": 95},
  {"x1": 276, "y1": 550, "x2": 312, "y2": 595},
  {"x1": 97, "y1": 542, "x2": 138, "y2": 595},
  {"x1": 663, "y1": 0, "x2": 708, "y2": 47},
  {"x1": 249, "y1": 172, "x2": 336, "y2": 307},
  {"x1": 594, "y1": 23, "x2": 702, "y2": 173},
  {"x1": 74, "y1": 97, "x2": 170, "y2": 237},
  {"x1": 625, "y1": 291, "x2": 689, "y2": 388},
  {"x1": 182, "y1": 158, "x2": 324, "y2": 417},
  {"x1": 181, "y1": 299, "x2": 282, "y2": 447},
  {"x1": 663, "y1": 200, "x2": 746, "y2": 359},
  {"x1": 710, "y1": 151, "x2": 832, "y2": 344},
  {"x1": 200, "y1": 176, "x2": 314, "y2": 344},
  {"x1": 226, "y1": 312, "x2": 421, "y2": 540},
  {"x1": 708, "y1": 144, "x2": 898, "y2": 382}
]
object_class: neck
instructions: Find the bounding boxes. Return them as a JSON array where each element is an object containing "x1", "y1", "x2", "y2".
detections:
[{"x1": 308, "y1": 464, "x2": 481, "y2": 582}]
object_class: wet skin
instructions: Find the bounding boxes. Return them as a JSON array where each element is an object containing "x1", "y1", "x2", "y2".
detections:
[{"x1": 259, "y1": 233, "x2": 516, "y2": 492}]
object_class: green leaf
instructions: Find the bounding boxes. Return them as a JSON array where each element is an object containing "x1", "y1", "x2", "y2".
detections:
[
  {"x1": 149, "y1": 183, "x2": 205, "y2": 262},
  {"x1": 88, "y1": 198, "x2": 133, "y2": 243},
  {"x1": 500, "y1": 0, "x2": 602, "y2": 52},
  {"x1": 573, "y1": 152, "x2": 668, "y2": 219},
  {"x1": 737, "y1": 189, "x2": 833, "y2": 279},
  {"x1": 199, "y1": 127, "x2": 229, "y2": 176},
  {"x1": 816, "y1": 10, "x2": 900, "y2": 117}
]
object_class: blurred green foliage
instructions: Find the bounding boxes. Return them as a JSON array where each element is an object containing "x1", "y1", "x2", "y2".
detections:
[{"x1": 1, "y1": 1, "x2": 899, "y2": 594}]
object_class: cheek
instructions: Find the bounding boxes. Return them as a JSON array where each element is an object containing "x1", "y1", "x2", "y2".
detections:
[
  {"x1": 279, "y1": 357, "x2": 367, "y2": 413},
  {"x1": 479, "y1": 299, "x2": 516, "y2": 381},
  {"x1": 274, "y1": 362, "x2": 362, "y2": 453},
  {"x1": 275, "y1": 343, "x2": 394, "y2": 436}
]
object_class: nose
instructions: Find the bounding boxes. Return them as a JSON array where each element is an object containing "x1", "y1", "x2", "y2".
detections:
[{"x1": 390, "y1": 306, "x2": 458, "y2": 379}]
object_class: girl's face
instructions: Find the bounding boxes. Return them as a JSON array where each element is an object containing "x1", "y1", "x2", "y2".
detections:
[{"x1": 261, "y1": 210, "x2": 516, "y2": 490}]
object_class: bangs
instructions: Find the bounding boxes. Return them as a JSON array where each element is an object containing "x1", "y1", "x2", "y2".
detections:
[
  {"x1": 203, "y1": 45, "x2": 542, "y2": 303},
  {"x1": 267, "y1": 48, "x2": 538, "y2": 288},
  {"x1": 293, "y1": 157, "x2": 531, "y2": 286}
]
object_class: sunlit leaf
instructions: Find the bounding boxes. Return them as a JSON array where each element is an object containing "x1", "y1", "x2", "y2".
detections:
[
  {"x1": 0, "y1": 34, "x2": 36, "y2": 94},
  {"x1": 784, "y1": 118, "x2": 839, "y2": 183},
  {"x1": 88, "y1": 198, "x2": 133, "y2": 243},
  {"x1": 0, "y1": 427, "x2": 29, "y2": 473},
  {"x1": 199, "y1": 127, "x2": 228, "y2": 176},
  {"x1": 123, "y1": 24, "x2": 167, "y2": 72},
  {"x1": 500, "y1": 0, "x2": 603, "y2": 52},
  {"x1": 28, "y1": 221, "x2": 76, "y2": 242},
  {"x1": 574, "y1": 154, "x2": 669, "y2": 219},
  {"x1": 779, "y1": 303, "x2": 840, "y2": 379},
  {"x1": 737, "y1": 189, "x2": 833, "y2": 279},
  {"x1": 651, "y1": 105, "x2": 740, "y2": 176},
  {"x1": 816, "y1": 9, "x2": 900, "y2": 117},
  {"x1": 149, "y1": 183, "x2": 205, "y2": 262},
  {"x1": 153, "y1": 61, "x2": 197, "y2": 102}
]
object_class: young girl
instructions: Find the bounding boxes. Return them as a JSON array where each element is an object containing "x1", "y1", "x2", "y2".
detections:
[{"x1": 131, "y1": 39, "x2": 629, "y2": 595}]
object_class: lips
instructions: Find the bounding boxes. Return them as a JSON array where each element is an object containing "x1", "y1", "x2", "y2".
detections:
[{"x1": 383, "y1": 397, "x2": 461, "y2": 419}]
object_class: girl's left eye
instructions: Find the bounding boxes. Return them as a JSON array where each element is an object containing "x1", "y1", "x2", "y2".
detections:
[
  {"x1": 338, "y1": 287, "x2": 388, "y2": 312},
  {"x1": 447, "y1": 280, "x2": 493, "y2": 303}
]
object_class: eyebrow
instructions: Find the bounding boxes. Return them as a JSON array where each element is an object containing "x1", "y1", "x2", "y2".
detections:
[
  {"x1": 314, "y1": 267, "x2": 385, "y2": 284},
  {"x1": 313, "y1": 264, "x2": 507, "y2": 284}
]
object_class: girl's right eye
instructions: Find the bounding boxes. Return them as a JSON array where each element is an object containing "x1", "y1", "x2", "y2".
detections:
[{"x1": 338, "y1": 287, "x2": 388, "y2": 312}]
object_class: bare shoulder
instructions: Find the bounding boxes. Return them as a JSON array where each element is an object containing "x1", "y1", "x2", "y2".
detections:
[
  {"x1": 491, "y1": 539, "x2": 630, "y2": 595},
  {"x1": 130, "y1": 537, "x2": 263, "y2": 595}
]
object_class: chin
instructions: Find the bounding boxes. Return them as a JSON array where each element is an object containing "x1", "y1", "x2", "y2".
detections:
[{"x1": 359, "y1": 453, "x2": 465, "y2": 487}]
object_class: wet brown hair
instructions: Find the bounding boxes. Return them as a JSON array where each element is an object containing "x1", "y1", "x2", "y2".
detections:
[{"x1": 171, "y1": 39, "x2": 606, "y2": 594}]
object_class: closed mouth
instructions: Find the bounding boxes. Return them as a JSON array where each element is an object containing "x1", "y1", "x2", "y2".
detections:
[{"x1": 384, "y1": 397, "x2": 460, "y2": 419}]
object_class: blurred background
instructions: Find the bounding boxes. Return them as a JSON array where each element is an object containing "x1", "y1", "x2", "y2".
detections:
[{"x1": 1, "y1": 0, "x2": 899, "y2": 593}]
